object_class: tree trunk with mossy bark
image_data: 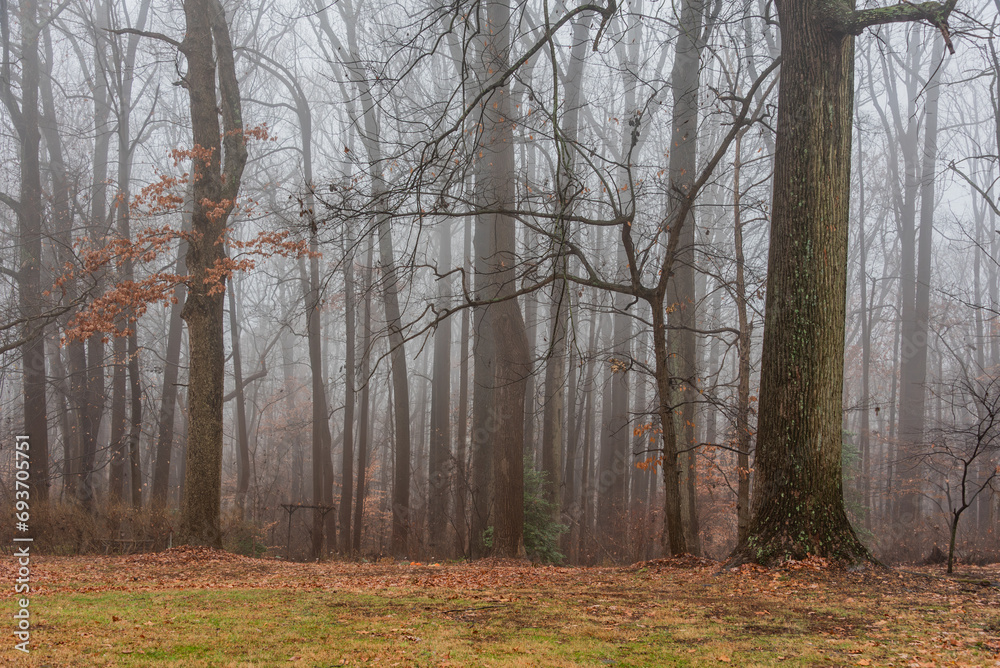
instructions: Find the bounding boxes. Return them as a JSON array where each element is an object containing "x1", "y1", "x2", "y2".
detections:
[
  {"x1": 726, "y1": 0, "x2": 955, "y2": 568},
  {"x1": 179, "y1": 0, "x2": 247, "y2": 547}
]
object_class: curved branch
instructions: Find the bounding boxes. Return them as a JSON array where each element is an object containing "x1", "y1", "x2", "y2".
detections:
[
  {"x1": 107, "y1": 27, "x2": 182, "y2": 51},
  {"x1": 828, "y1": 0, "x2": 958, "y2": 53}
]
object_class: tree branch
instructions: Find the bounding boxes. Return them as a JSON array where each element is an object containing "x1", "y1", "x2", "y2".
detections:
[
  {"x1": 106, "y1": 28, "x2": 182, "y2": 51},
  {"x1": 828, "y1": 0, "x2": 958, "y2": 53},
  {"x1": 0, "y1": 191, "x2": 19, "y2": 214}
]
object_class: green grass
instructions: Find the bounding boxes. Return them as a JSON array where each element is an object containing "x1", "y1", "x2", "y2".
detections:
[
  {"x1": 6, "y1": 588, "x2": 702, "y2": 667},
  {"x1": 1, "y1": 555, "x2": 998, "y2": 666}
]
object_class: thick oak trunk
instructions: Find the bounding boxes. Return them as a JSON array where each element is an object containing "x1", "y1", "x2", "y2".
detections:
[
  {"x1": 178, "y1": 0, "x2": 246, "y2": 546},
  {"x1": 727, "y1": 0, "x2": 872, "y2": 566}
]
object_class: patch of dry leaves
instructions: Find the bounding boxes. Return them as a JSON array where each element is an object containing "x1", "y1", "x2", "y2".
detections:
[
  {"x1": 2, "y1": 547, "x2": 998, "y2": 666},
  {"x1": 0, "y1": 546, "x2": 587, "y2": 597}
]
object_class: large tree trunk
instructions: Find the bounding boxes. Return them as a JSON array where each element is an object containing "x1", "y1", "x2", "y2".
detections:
[
  {"x1": 722, "y1": 0, "x2": 955, "y2": 566},
  {"x1": 470, "y1": 230, "x2": 495, "y2": 559},
  {"x1": 3, "y1": 0, "x2": 51, "y2": 503},
  {"x1": 471, "y1": 0, "x2": 529, "y2": 559},
  {"x1": 901, "y1": 37, "x2": 943, "y2": 544},
  {"x1": 178, "y1": 0, "x2": 247, "y2": 546},
  {"x1": 492, "y1": 301, "x2": 530, "y2": 559}
]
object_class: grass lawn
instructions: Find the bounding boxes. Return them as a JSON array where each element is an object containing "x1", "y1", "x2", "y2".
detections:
[{"x1": 1, "y1": 548, "x2": 998, "y2": 666}]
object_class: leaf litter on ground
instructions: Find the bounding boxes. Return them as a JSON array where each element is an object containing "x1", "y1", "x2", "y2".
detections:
[{"x1": 0, "y1": 547, "x2": 998, "y2": 667}]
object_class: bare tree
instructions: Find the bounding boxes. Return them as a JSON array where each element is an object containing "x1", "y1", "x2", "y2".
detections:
[{"x1": 925, "y1": 372, "x2": 1000, "y2": 573}]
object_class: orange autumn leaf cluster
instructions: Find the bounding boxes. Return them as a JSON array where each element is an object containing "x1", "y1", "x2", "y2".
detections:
[
  {"x1": 130, "y1": 172, "x2": 186, "y2": 217},
  {"x1": 635, "y1": 455, "x2": 663, "y2": 471},
  {"x1": 63, "y1": 273, "x2": 188, "y2": 343},
  {"x1": 58, "y1": 125, "x2": 307, "y2": 343},
  {"x1": 60, "y1": 225, "x2": 312, "y2": 340},
  {"x1": 53, "y1": 225, "x2": 186, "y2": 294},
  {"x1": 203, "y1": 197, "x2": 235, "y2": 223}
]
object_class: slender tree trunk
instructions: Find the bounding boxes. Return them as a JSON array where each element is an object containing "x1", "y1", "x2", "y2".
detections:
[
  {"x1": 578, "y1": 312, "x2": 601, "y2": 562},
  {"x1": 110, "y1": 0, "x2": 151, "y2": 512},
  {"x1": 109, "y1": 341, "x2": 127, "y2": 504},
  {"x1": 667, "y1": 0, "x2": 711, "y2": 556},
  {"x1": 652, "y1": 295, "x2": 686, "y2": 557},
  {"x1": 454, "y1": 218, "x2": 472, "y2": 557},
  {"x1": 540, "y1": 282, "x2": 567, "y2": 518},
  {"x1": 379, "y1": 219, "x2": 412, "y2": 557},
  {"x1": 39, "y1": 25, "x2": 81, "y2": 503},
  {"x1": 302, "y1": 249, "x2": 333, "y2": 558},
  {"x1": 151, "y1": 233, "x2": 188, "y2": 509},
  {"x1": 340, "y1": 250, "x2": 356, "y2": 553},
  {"x1": 428, "y1": 220, "x2": 452, "y2": 556},
  {"x1": 542, "y1": 13, "x2": 591, "y2": 525},
  {"x1": 127, "y1": 326, "x2": 142, "y2": 507},
  {"x1": 353, "y1": 238, "x2": 374, "y2": 553},
  {"x1": 228, "y1": 279, "x2": 251, "y2": 519},
  {"x1": 76, "y1": 0, "x2": 112, "y2": 510},
  {"x1": 856, "y1": 105, "x2": 873, "y2": 531},
  {"x1": 631, "y1": 319, "x2": 651, "y2": 516},
  {"x1": 562, "y1": 331, "x2": 579, "y2": 556},
  {"x1": 522, "y1": 227, "x2": 538, "y2": 462},
  {"x1": 893, "y1": 36, "x2": 925, "y2": 537},
  {"x1": 598, "y1": 314, "x2": 616, "y2": 544},
  {"x1": 732, "y1": 130, "x2": 753, "y2": 545}
]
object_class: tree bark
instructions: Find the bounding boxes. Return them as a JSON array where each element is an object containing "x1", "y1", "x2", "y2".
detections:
[
  {"x1": 78, "y1": 2, "x2": 112, "y2": 506},
  {"x1": 732, "y1": 129, "x2": 753, "y2": 545},
  {"x1": 667, "y1": 0, "x2": 712, "y2": 556},
  {"x1": 340, "y1": 249, "x2": 356, "y2": 554},
  {"x1": 3, "y1": 0, "x2": 50, "y2": 503},
  {"x1": 492, "y1": 301, "x2": 530, "y2": 559},
  {"x1": 353, "y1": 237, "x2": 374, "y2": 553},
  {"x1": 893, "y1": 36, "x2": 927, "y2": 540},
  {"x1": 178, "y1": 0, "x2": 247, "y2": 547},
  {"x1": 151, "y1": 231, "x2": 187, "y2": 509},
  {"x1": 301, "y1": 249, "x2": 333, "y2": 559},
  {"x1": 454, "y1": 217, "x2": 472, "y2": 557},
  {"x1": 722, "y1": 0, "x2": 957, "y2": 566},
  {"x1": 227, "y1": 278, "x2": 251, "y2": 519},
  {"x1": 428, "y1": 220, "x2": 452, "y2": 556}
]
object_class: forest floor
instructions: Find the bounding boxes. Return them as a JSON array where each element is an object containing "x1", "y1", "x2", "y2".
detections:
[{"x1": 0, "y1": 547, "x2": 998, "y2": 667}]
